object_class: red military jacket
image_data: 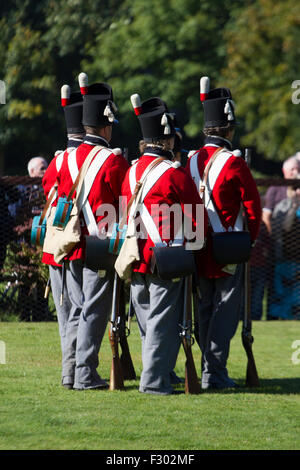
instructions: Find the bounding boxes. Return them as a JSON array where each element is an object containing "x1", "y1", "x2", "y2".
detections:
[
  {"x1": 42, "y1": 138, "x2": 83, "y2": 199},
  {"x1": 121, "y1": 148, "x2": 207, "y2": 274},
  {"x1": 185, "y1": 137, "x2": 261, "y2": 278},
  {"x1": 42, "y1": 135, "x2": 129, "y2": 266},
  {"x1": 41, "y1": 139, "x2": 83, "y2": 266}
]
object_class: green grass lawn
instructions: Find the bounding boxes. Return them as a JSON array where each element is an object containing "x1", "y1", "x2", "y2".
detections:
[{"x1": 0, "y1": 320, "x2": 300, "y2": 450}]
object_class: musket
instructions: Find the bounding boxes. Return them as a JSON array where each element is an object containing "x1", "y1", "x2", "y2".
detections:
[
  {"x1": 59, "y1": 261, "x2": 66, "y2": 306},
  {"x1": 127, "y1": 287, "x2": 135, "y2": 333},
  {"x1": 44, "y1": 278, "x2": 51, "y2": 299},
  {"x1": 192, "y1": 272, "x2": 200, "y2": 349},
  {"x1": 119, "y1": 284, "x2": 136, "y2": 380},
  {"x1": 241, "y1": 148, "x2": 260, "y2": 387},
  {"x1": 180, "y1": 275, "x2": 201, "y2": 394},
  {"x1": 108, "y1": 272, "x2": 125, "y2": 391}
]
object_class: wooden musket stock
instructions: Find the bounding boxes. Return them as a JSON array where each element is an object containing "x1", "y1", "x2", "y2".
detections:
[
  {"x1": 109, "y1": 272, "x2": 125, "y2": 391},
  {"x1": 241, "y1": 148, "x2": 260, "y2": 388},
  {"x1": 242, "y1": 261, "x2": 260, "y2": 387},
  {"x1": 180, "y1": 275, "x2": 201, "y2": 394},
  {"x1": 119, "y1": 285, "x2": 136, "y2": 381}
]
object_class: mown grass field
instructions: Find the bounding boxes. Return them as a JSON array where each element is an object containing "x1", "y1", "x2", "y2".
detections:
[{"x1": 0, "y1": 320, "x2": 299, "y2": 450}]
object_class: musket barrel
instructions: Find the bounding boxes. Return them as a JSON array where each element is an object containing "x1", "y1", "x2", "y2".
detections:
[{"x1": 110, "y1": 272, "x2": 119, "y2": 327}]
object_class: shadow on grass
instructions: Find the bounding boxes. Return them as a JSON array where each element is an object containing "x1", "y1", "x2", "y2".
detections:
[
  {"x1": 111, "y1": 377, "x2": 300, "y2": 395},
  {"x1": 201, "y1": 377, "x2": 300, "y2": 395},
  {"x1": 123, "y1": 383, "x2": 140, "y2": 391}
]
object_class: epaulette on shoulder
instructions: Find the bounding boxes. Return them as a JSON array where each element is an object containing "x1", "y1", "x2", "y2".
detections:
[
  {"x1": 55, "y1": 150, "x2": 64, "y2": 157},
  {"x1": 232, "y1": 149, "x2": 242, "y2": 157},
  {"x1": 112, "y1": 147, "x2": 122, "y2": 156},
  {"x1": 171, "y1": 161, "x2": 181, "y2": 168},
  {"x1": 188, "y1": 150, "x2": 198, "y2": 159},
  {"x1": 131, "y1": 158, "x2": 139, "y2": 166}
]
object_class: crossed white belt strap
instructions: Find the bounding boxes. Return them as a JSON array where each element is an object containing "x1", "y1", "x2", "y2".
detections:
[
  {"x1": 45, "y1": 151, "x2": 66, "y2": 218},
  {"x1": 68, "y1": 147, "x2": 113, "y2": 236},
  {"x1": 128, "y1": 160, "x2": 183, "y2": 246},
  {"x1": 55, "y1": 151, "x2": 64, "y2": 172},
  {"x1": 189, "y1": 150, "x2": 243, "y2": 232}
]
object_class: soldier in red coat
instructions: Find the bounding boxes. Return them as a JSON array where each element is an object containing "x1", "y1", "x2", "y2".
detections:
[
  {"x1": 43, "y1": 75, "x2": 129, "y2": 390},
  {"x1": 120, "y1": 94, "x2": 207, "y2": 395},
  {"x1": 43, "y1": 84, "x2": 85, "y2": 198},
  {"x1": 42, "y1": 83, "x2": 84, "y2": 387},
  {"x1": 185, "y1": 77, "x2": 261, "y2": 390}
]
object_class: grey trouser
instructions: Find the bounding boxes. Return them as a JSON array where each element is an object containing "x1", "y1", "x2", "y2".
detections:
[
  {"x1": 131, "y1": 272, "x2": 183, "y2": 395},
  {"x1": 196, "y1": 264, "x2": 243, "y2": 387},
  {"x1": 63, "y1": 260, "x2": 113, "y2": 389},
  {"x1": 49, "y1": 265, "x2": 72, "y2": 383}
]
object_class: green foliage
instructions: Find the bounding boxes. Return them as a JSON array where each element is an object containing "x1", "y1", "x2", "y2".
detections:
[
  {"x1": 222, "y1": 0, "x2": 300, "y2": 160},
  {"x1": 0, "y1": 240, "x2": 49, "y2": 321},
  {"x1": 83, "y1": 0, "x2": 242, "y2": 150},
  {"x1": 0, "y1": 182, "x2": 50, "y2": 320},
  {"x1": 44, "y1": 0, "x2": 123, "y2": 57},
  {"x1": 2, "y1": 243, "x2": 48, "y2": 295},
  {"x1": 0, "y1": 0, "x2": 299, "y2": 172}
]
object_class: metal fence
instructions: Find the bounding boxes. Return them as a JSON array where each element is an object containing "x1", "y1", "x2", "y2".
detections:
[
  {"x1": 0, "y1": 176, "x2": 55, "y2": 321},
  {"x1": 251, "y1": 178, "x2": 300, "y2": 320},
  {"x1": 0, "y1": 176, "x2": 299, "y2": 321}
]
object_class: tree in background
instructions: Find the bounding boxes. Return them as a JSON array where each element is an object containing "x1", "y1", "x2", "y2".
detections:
[
  {"x1": 221, "y1": 0, "x2": 300, "y2": 162},
  {"x1": 0, "y1": 0, "x2": 123, "y2": 174},
  {"x1": 83, "y1": 0, "x2": 243, "y2": 158},
  {"x1": 0, "y1": 1, "x2": 57, "y2": 174},
  {"x1": 0, "y1": 0, "x2": 298, "y2": 174}
]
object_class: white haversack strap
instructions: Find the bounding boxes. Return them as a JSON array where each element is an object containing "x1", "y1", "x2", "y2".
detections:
[
  {"x1": 129, "y1": 161, "x2": 138, "y2": 196},
  {"x1": 55, "y1": 151, "x2": 64, "y2": 172},
  {"x1": 45, "y1": 185, "x2": 58, "y2": 218},
  {"x1": 128, "y1": 159, "x2": 184, "y2": 246},
  {"x1": 205, "y1": 150, "x2": 243, "y2": 232},
  {"x1": 189, "y1": 151, "x2": 201, "y2": 191},
  {"x1": 140, "y1": 160, "x2": 173, "y2": 202},
  {"x1": 68, "y1": 146, "x2": 113, "y2": 235},
  {"x1": 128, "y1": 159, "x2": 173, "y2": 221},
  {"x1": 77, "y1": 148, "x2": 113, "y2": 208},
  {"x1": 45, "y1": 151, "x2": 66, "y2": 212},
  {"x1": 128, "y1": 159, "x2": 162, "y2": 217},
  {"x1": 139, "y1": 204, "x2": 165, "y2": 247}
]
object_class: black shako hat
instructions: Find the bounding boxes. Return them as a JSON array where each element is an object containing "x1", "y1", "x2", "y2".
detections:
[
  {"x1": 130, "y1": 94, "x2": 176, "y2": 142},
  {"x1": 200, "y1": 76, "x2": 237, "y2": 128},
  {"x1": 61, "y1": 85, "x2": 84, "y2": 134},
  {"x1": 78, "y1": 72, "x2": 117, "y2": 127}
]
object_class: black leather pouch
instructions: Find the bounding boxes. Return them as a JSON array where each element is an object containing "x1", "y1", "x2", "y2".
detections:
[
  {"x1": 211, "y1": 231, "x2": 251, "y2": 265},
  {"x1": 85, "y1": 236, "x2": 117, "y2": 271},
  {"x1": 151, "y1": 245, "x2": 196, "y2": 280}
]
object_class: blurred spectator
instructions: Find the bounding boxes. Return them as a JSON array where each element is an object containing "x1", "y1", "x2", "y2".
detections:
[
  {"x1": 16, "y1": 156, "x2": 53, "y2": 321},
  {"x1": 27, "y1": 156, "x2": 48, "y2": 178},
  {"x1": 26, "y1": 157, "x2": 48, "y2": 220},
  {"x1": 8, "y1": 157, "x2": 49, "y2": 226},
  {"x1": 0, "y1": 185, "x2": 14, "y2": 273},
  {"x1": 267, "y1": 158, "x2": 300, "y2": 320},
  {"x1": 262, "y1": 156, "x2": 300, "y2": 233},
  {"x1": 7, "y1": 185, "x2": 26, "y2": 220},
  {"x1": 249, "y1": 197, "x2": 272, "y2": 320}
]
